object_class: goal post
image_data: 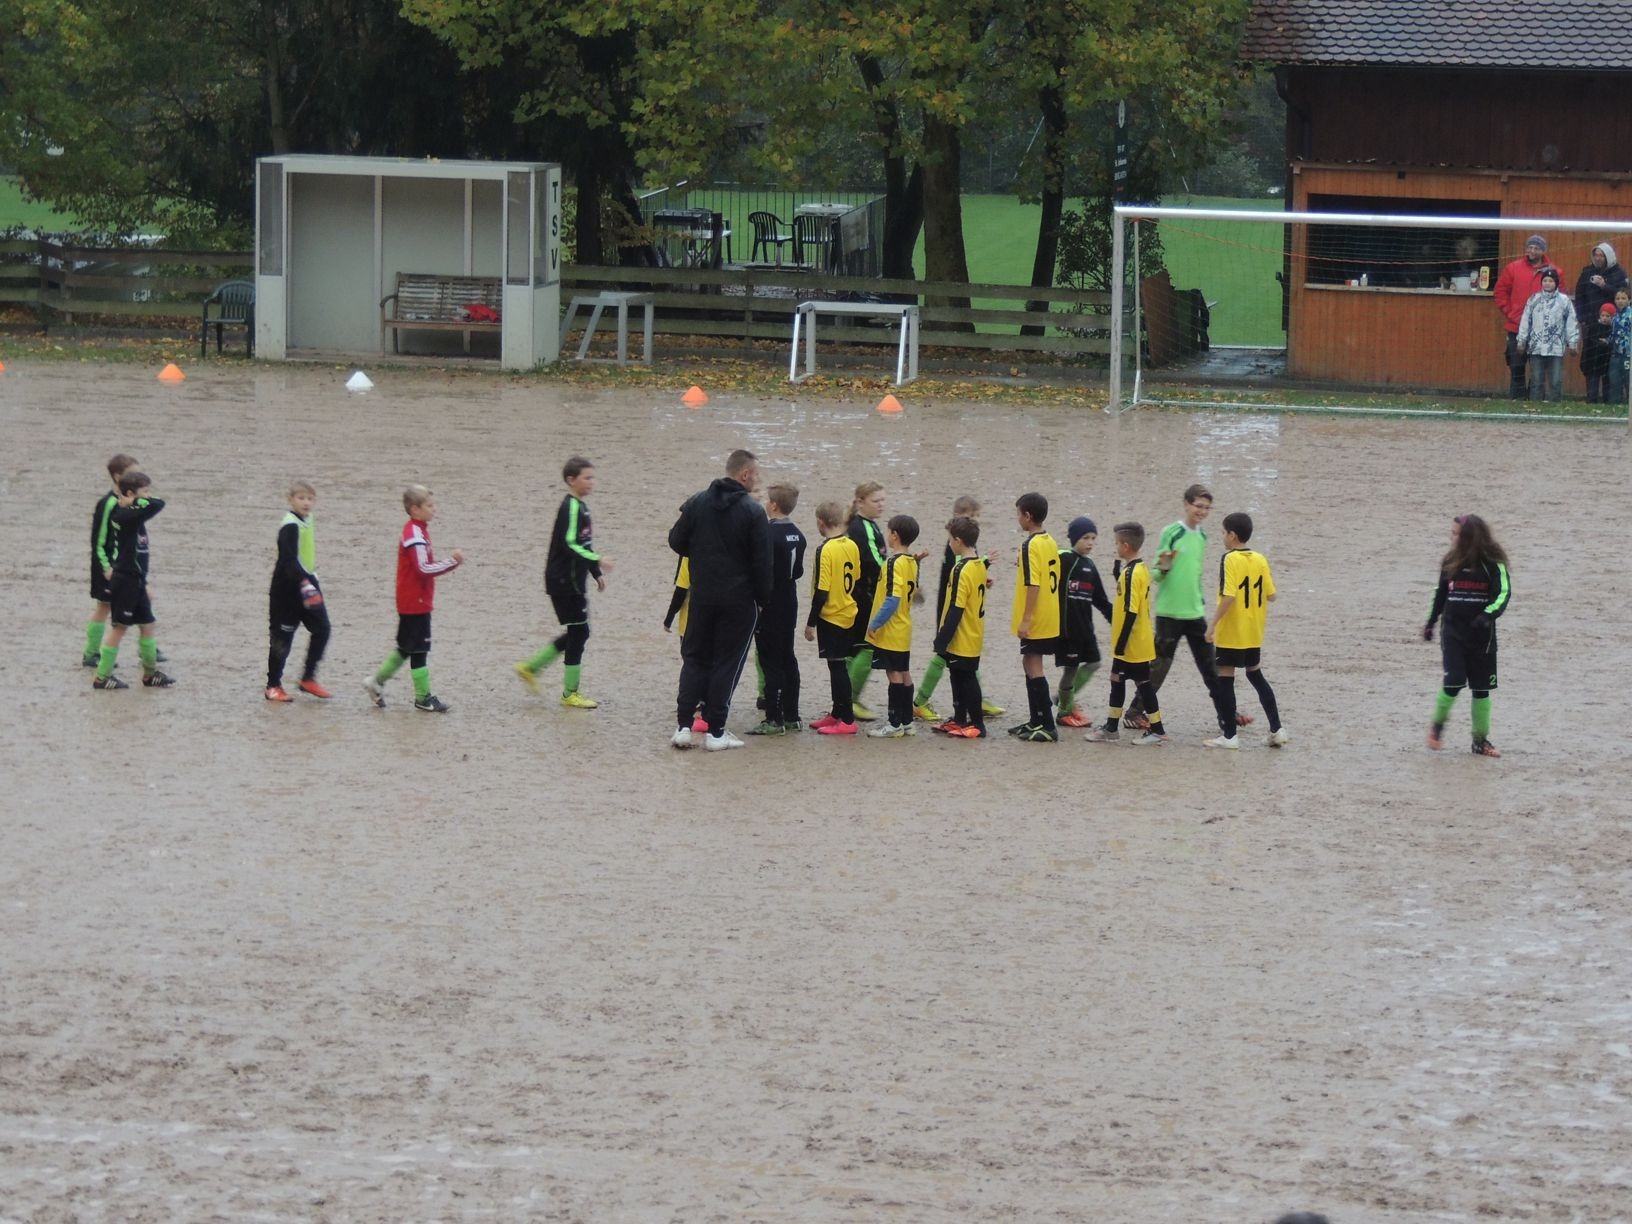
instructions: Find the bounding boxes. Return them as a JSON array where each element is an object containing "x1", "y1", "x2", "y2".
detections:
[{"x1": 1109, "y1": 204, "x2": 1632, "y2": 420}]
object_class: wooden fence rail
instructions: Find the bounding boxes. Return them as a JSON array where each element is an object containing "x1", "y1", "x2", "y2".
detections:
[{"x1": 0, "y1": 242, "x2": 1120, "y2": 357}]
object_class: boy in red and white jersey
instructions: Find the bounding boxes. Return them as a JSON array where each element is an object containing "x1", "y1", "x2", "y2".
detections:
[{"x1": 364, "y1": 484, "x2": 464, "y2": 712}]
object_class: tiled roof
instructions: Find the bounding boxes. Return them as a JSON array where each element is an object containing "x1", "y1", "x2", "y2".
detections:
[{"x1": 1242, "y1": 0, "x2": 1632, "y2": 67}]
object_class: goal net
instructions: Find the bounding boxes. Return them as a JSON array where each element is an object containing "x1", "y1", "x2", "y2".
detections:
[{"x1": 1109, "y1": 204, "x2": 1632, "y2": 417}]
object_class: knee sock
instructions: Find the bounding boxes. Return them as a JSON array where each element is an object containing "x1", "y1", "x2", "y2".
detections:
[
  {"x1": 888, "y1": 681, "x2": 912, "y2": 727},
  {"x1": 916, "y1": 655, "x2": 946, "y2": 705},
  {"x1": 966, "y1": 672, "x2": 986, "y2": 730},
  {"x1": 848, "y1": 647, "x2": 874, "y2": 699},
  {"x1": 85, "y1": 620, "x2": 105, "y2": 659},
  {"x1": 563, "y1": 663, "x2": 581, "y2": 695},
  {"x1": 1245, "y1": 669, "x2": 1281, "y2": 732},
  {"x1": 138, "y1": 636, "x2": 158, "y2": 675},
  {"x1": 1134, "y1": 683, "x2": 1165, "y2": 735},
  {"x1": 1471, "y1": 691, "x2": 1492, "y2": 740},
  {"x1": 1212, "y1": 674, "x2": 1238, "y2": 735},
  {"x1": 411, "y1": 665, "x2": 431, "y2": 701},
  {"x1": 1056, "y1": 664, "x2": 1077, "y2": 715},
  {"x1": 525, "y1": 637, "x2": 564, "y2": 673},
  {"x1": 96, "y1": 642, "x2": 119, "y2": 680},
  {"x1": 1106, "y1": 676, "x2": 1127, "y2": 732},
  {"x1": 268, "y1": 631, "x2": 294, "y2": 688},
  {"x1": 949, "y1": 669, "x2": 969, "y2": 724},
  {"x1": 375, "y1": 650, "x2": 406, "y2": 684},
  {"x1": 1026, "y1": 676, "x2": 1055, "y2": 731},
  {"x1": 1433, "y1": 685, "x2": 1460, "y2": 728},
  {"x1": 828, "y1": 659, "x2": 853, "y2": 722},
  {"x1": 756, "y1": 656, "x2": 765, "y2": 698}
]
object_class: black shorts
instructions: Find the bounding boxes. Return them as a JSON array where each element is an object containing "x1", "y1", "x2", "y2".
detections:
[
  {"x1": 1155, "y1": 616, "x2": 1208, "y2": 658},
  {"x1": 815, "y1": 618, "x2": 854, "y2": 660},
  {"x1": 1214, "y1": 646, "x2": 1261, "y2": 669},
  {"x1": 940, "y1": 651, "x2": 980, "y2": 672},
  {"x1": 1019, "y1": 635, "x2": 1062, "y2": 655},
  {"x1": 397, "y1": 612, "x2": 432, "y2": 656},
  {"x1": 1442, "y1": 624, "x2": 1498, "y2": 691},
  {"x1": 1057, "y1": 636, "x2": 1102, "y2": 667},
  {"x1": 1110, "y1": 659, "x2": 1152, "y2": 682},
  {"x1": 107, "y1": 573, "x2": 154, "y2": 626},
  {"x1": 90, "y1": 560, "x2": 112, "y2": 602},
  {"x1": 870, "y1": 648, "x2": 910, "y2": 672},
  {"x1": 548, "y1": 588, "x2": 588, "y2": 626}
]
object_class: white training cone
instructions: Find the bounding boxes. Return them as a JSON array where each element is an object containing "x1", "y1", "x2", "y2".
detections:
[{"x1": 346, "y1": 370, "x2": 374, "y2": 392}]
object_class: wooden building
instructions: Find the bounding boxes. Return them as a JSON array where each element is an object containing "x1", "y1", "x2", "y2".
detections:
[{"x1": 1242, "y1": 1, "x2": 1632, "y2": 393}]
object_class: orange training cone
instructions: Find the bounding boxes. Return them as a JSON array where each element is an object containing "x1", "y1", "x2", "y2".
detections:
[
  {"x1": 0, "y1": 360, "x2": 7, "y2": 372},
  {"x1": 681, "y1": 385, "x2": 708, "y2": 407},
  {"x1": 876, "y1": 393, "x2": 904, "y2": 414},
  {"x1": 158, "y1": 362, "x2": 185, "y2": 383}
]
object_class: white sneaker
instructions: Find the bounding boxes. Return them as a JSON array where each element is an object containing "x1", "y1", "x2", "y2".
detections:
[
  {"x1": 1203, "y1": 734, "x2": 1240, "y2": 750},
  {"x1": 1131, "y1": 731, "x2": 1169, "y2": 746},
  {"x1": 1267, "y1": 727, "x2": 1290, "y2": 747},
  {"x1": 704, "y1": 731, "x2": 745, "y2": 751},
  {"x1": 867, "y1": 723, "x2": 908, "y2": 738},
  {"x1": 363, "y1": 678, "x2": 386, "y2": 708},
  {"x1": 671, "y1": 727, "x2": 694, "y2": 750}
]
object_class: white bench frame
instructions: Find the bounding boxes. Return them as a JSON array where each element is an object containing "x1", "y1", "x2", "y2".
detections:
[
  {"x1": 559, "y1": 291, "x2": 655, "y2": 365},
  {"x1": 789, "y1": 301, "x2": 920, "y2": 386}
]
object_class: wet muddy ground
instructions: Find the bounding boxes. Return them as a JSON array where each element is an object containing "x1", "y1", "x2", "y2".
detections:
[{"x1": 2, "y1": 362, "x2": 1629, "y2": 1221}]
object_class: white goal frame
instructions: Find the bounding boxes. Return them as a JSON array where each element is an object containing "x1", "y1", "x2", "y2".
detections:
[{"x1": 1108, "y1": 204, "x2": 1632, "y2": 419}]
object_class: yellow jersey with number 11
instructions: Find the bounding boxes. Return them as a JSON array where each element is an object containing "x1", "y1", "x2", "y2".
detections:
[{"x1": 1214, "y1": 548, "x2": 1276, "y2": 650}]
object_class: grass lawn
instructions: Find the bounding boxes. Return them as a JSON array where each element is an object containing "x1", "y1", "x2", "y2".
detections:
[{"x1": 0, "y1": 176, "x2": 77, "y2": 230}]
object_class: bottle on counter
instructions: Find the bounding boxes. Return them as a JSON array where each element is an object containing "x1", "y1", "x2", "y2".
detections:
[
  {"x1": 1359, "y1": 273, "x2": 1369, "y2": 287},
  {"x1": 1478, "y1": 265, "x2": 1491, "y2": 290}
]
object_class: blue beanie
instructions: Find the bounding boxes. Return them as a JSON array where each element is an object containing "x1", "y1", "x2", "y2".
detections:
[
  {"x1": 1067, "y1": 516, "x2": 1098, "y2": 544},
  {"x1": 1526, "y1": 234, "x2": 1547, "y2": 252}
]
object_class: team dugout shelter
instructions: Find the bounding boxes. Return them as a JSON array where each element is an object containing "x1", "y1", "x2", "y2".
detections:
[{"x1": 254, "y1": 155, "x2": 563, "y2": 370}]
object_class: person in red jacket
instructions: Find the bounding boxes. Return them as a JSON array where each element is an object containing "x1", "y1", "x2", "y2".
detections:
[{"x1": 1493, "y1": 235, "x2": 1550, "y2": 398}]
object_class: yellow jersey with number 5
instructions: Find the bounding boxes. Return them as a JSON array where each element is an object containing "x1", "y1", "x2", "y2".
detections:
[
  {"x1": 1214, "y1": 548, "x2": 1275, "y2": 650},
  {"x1": 1011, "y1": 531, "x2": 1062, "y2": 638}
]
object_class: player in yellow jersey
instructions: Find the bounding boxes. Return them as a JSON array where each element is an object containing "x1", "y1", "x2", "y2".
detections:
[
  {"x1": 931, "y1": 515, "x2": 990, "y2": 738},
  {"x1": 1010, "y1": 492, "x2": 1063, "y2": 742},
  {"x1": 805, "y1": 501, "x2": 862, "y2": 735},
  {"x1": 1203, "y1": 512, "x2": 1287, "y2": 749},
  {"x1": 1085, "y1": 522, "x2": 1169, "y2": 745},
  {"x1": 863, "y1": 515, "x2": 921, "y2": 738}
]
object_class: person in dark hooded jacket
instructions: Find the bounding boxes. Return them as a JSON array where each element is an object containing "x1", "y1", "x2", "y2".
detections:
[
  {"x1": 668, "y1": 449, "x2": 773, "y2": 749},
  {"x1": 1574, "y1": 241, "x2": 1628, "y2": 327}
]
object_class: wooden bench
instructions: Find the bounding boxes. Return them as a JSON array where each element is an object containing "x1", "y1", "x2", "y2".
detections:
[{"x1": 380, "y1": 273, "x2": 502, "y2": 353}]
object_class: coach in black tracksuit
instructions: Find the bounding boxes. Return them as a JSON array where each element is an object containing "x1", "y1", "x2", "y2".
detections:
[{"x1": 669, "y1": 449, "x2": 773, "y2": 741}]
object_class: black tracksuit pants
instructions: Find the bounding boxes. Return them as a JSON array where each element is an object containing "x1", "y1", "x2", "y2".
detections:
[
  {"x1": 755, "y1": 599, "x2": 800, "y2": 724},
  {"x1": 677, "y1": 598, "x2": 759, "y2": 736}
]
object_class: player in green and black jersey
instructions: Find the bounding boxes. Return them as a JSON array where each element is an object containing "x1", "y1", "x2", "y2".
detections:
[
  {"x1": 1423, "y1": 513, "x2": 1511, "y2": 757},
  {"x1": 516, "y1": 457, "x2": 611, "y2": 708}
]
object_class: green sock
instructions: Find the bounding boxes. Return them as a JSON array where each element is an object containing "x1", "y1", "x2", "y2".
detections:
[
  {"x1": 756, "y1": 656, "x2": 765, "y2": 698},
  {"x1": 563, "y1": 663, "x2": 581, "y2": 695},
  {"x1": 96, "y1": 642, "x2": 119, "y2": 679},
  {"x1": 85, "y1": 620, "x2": 105, "y2": 658},
  {"x1": 1471, "y1": 695, "x2": 1492, "y2": 739},
  {"x1": 375, "y1": 650, "x2": 406, "y2": 684},
  {"x1": 411, "y1": 665, "x2": 430, "y2": 701},
  {"x1": 848, "y1": 647, "x2": 874, "y2": 698},
  {"x1": 1073, "y1": 665, "x2": 1097, "y2": 701},
  {"x1": 138, "y1": 636, "x2": 158, "y2": 674},
  {"x1": 1433, "y1": 688, "x2": 1457, "y2": 726},
  {"x1": 525, "y1": 642, "x2": 560, "y2": 673},
  {"x1": 916, "y1": 655, "x2": 946, "y2": 705}
]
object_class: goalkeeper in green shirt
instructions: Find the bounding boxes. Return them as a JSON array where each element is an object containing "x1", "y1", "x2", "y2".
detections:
[{"x1": 1125, "y1": 483, "x2": 1248, "y2": 731}]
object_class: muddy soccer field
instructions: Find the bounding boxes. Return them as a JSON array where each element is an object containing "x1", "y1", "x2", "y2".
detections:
[{"x1": 3, "y1": 362, "x2": 1630, "y2": 1222}]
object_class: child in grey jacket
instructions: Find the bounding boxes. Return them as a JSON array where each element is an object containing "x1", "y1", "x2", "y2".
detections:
[{"x1": 1516, "y1": 267, "x2": 1581, "y2": 401}]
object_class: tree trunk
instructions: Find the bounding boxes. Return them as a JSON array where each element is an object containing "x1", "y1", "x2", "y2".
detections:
[
  {"x1": 921, "y1": 113, "x2": 971, "y2": 326},
  {"x1": 262, "y1": 11, "x2": 289, "y2": 154},
  {"x1": 574, "y1": 159, "x2": 604, "y2": 266},
  {"x1": 1023, "y1": 80, "x2": 1069, "y2": 336},
  {"x1": 856, "y1": 54, "x2": 922, "y2": 283}
]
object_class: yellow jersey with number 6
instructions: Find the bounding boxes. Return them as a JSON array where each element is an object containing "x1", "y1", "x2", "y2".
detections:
[
  {"x1": 1214, "y1": 548, "x2": 1275, "y2": 650},
  {"x1": 1011, "y1": 531, "x2": 1062, "y2": 638},
  {"x1": 813, "y1": 536, "x2": 860, "y2": 628}
]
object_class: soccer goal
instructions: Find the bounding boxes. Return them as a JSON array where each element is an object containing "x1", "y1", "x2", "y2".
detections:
[{"x1": 1108, "y1": 203, "x2": 1632, "y2": 419}]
